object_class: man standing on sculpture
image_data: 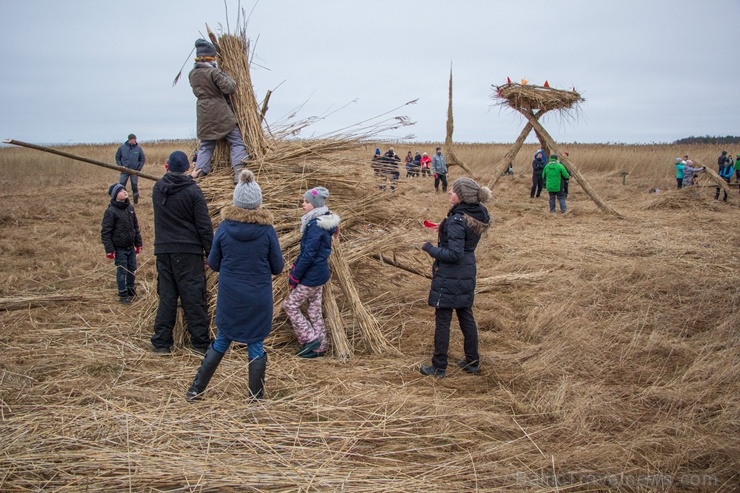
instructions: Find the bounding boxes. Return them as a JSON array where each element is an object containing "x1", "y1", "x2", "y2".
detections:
[{"x1": 189, "y1": 38, "x2": 248, "y2": 183}]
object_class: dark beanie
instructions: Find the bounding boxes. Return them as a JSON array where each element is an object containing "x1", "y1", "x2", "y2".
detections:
[
  {"x1": 167, "y1": 151, "x2": 190, "y2": 173},
  {"x1": 195, "y1": 38, "x2": 217, "y2": 58},
  {"x1": 128, "y1": 133, "x2": 136, "y2": 140},
  {"x1": 108, "y1": 183, "x2": 125, "y2": 199}
]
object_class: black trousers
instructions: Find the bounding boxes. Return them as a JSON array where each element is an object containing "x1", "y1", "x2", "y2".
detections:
[
  {"x1": 715, "y1": 178, "x2": 730, "y2": 201},
  {"x1": 151, "y1": 253, "x2": 211, "y2": 351},
  {"x1": 434, "y1": 173, "x2": 448, "y2": 192},
  {"x1": 432, "y1": 306, "x2": 479, "y2": 370},
  {"x1": 530, "y1": 172, "x2": 544, "y2": 197}
]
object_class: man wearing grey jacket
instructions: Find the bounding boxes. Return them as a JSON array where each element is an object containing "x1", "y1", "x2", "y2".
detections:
[
  {"x1": 115, "y1": 133, "x2": 146, "y2": 204},
  {"x1": 431, "y1": 146, "x2": 448, "y2": 192},
  {"x1": 188, "y1": 38, "x2": 248, "y2": 183}
]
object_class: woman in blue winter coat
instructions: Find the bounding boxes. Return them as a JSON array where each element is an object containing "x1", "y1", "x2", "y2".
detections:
[
  {"x1": 283, "y1": 187, "x2": 340, "y2": 358},
  {"x1": 420, "y1": 177, "x2": 491, "y2": 377},
  {"x1": 186, "y1": 169, "x2": 284, "y2": 401}
]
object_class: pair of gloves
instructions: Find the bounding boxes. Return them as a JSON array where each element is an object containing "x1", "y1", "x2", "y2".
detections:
[{"x1": 106, "y1": 246, "x2": 142, "y2": 259}]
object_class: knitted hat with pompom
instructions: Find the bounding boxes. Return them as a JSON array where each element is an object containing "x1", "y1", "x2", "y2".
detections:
[
  {"x1": 452, "y1": 177, "x2": 492, "y2": 205},
  {"x1": 233, "y1": 169, "x2": 262, "y2": 209}
]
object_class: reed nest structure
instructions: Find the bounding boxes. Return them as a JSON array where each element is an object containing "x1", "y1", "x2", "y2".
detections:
[{"x1": 488, "y1": 82, "x2": 625, "y2": 218}]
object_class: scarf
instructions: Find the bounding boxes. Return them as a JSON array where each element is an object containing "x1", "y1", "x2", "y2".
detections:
[{"x1": 300, "y1": 206, "x2": 328, "y2": 233}]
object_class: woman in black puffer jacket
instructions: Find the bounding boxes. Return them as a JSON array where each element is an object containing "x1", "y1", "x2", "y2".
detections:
[{"x1": 420, "y1": 177, "x2": 491, "y2": 377}]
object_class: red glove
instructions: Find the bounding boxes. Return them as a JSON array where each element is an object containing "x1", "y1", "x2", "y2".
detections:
[
  {"x1": 135, "y1": 246, "x2": 142, "y2": 254},
  {"x1": 106, "y1": 252, "x2": 115, "y2": 260}
]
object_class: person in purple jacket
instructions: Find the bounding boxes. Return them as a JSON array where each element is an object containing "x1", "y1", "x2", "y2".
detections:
[
  {"x1": 187, "y1": 169, "x2": 284, "y2": 401},
  {"x1": 283, "y1": 187, "x2": 341, "y2": 358}
]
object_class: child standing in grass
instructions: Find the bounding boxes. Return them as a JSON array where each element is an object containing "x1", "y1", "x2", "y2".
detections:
[
  {"x1": 101, "y1": 183, "x2": 142, "y2": 304},
  {"x1": 283, "y1": 187, "x2": 340, "y2": 358}
]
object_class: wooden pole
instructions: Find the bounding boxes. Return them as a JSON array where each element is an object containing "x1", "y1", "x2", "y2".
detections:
[
  {"x1": 518, "y1": 113, "x2": 624, "y2": 218},
  {"x1": 3, "y1": 139, "x2": 161, "y2": 181},
  {"x1": 487, "y1": 115, "x2": 538, "y2": 188}
]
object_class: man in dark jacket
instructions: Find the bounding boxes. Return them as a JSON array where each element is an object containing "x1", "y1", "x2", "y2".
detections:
[
  {"x1": 150, "y1": 150, "x2": 214, "y2": 355},
  {"x1": 115, "y1": 134, "x2": 146, "y2": 204},
  {"x1": 188, "y1": 38, "x2": 248, "y2": 183}
]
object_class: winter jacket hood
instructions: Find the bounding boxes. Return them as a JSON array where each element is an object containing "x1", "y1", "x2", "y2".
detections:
[
  {"x1": 153, "y1": 172, "x2": 196, "y2": 200},
  {"x1": 315, "y1": 212, "x2": 341, "y2": 233},
  {"x1": 219, "y1": 206, "x2": 275, "y2": 242}
]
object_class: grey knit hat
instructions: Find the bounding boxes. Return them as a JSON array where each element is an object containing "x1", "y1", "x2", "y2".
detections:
[
  {"x1": 108, "y1": 183, "x2": 125, "y2": 200},
  {"x1": 233, "y1": 169, "x2": 262, "y2": 210},
  {"x1": 195, "y1": 38, "x2": 217, "y2": 58},
  {"x1": 304, "y1": 187, "x2": 329, "y2": 208},
  {"x1": 452, "y1": 177, "x2": 492, "y2": 205}
]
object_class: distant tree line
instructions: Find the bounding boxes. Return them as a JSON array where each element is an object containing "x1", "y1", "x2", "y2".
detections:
[{"x1": 674, "y1": 136, "x2": 740, "y2": 145}]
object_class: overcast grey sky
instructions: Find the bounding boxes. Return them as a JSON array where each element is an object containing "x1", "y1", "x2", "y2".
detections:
[{"x1": 1, "y1": 0, "x2": 738, "y2": 146}]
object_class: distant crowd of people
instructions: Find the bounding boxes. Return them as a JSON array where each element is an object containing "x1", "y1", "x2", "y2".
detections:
[{"x1": 371, "y1": 146, "x2": 447, "y2": 192}]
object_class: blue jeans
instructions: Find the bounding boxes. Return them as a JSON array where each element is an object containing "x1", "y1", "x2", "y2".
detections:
[
  {"x1": 549, "y1": 191, "x2": 566, "y2": 212},
  {"x1": 212, "y1": 330, "x2": 264, "y2": 360},
  {"x1": 114, "y1": 248, "x2": 137, "y2": 297}
]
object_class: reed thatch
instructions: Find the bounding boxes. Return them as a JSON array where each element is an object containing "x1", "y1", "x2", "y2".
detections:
[{"x1": 493, "y1": 82, "x2": 584, "y2": 113}]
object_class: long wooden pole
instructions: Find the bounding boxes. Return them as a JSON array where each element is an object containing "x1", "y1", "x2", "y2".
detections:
[{"x1": 3, "y1": 139, "x2": 162, "y2": 181}]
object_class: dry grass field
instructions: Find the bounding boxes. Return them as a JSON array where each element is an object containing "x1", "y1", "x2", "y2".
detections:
[{"x1": 0, "y1": 141, "x2": 738, "y2": 492}]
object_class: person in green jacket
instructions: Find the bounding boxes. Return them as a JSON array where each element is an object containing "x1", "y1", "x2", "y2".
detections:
[{"x1": 542, "y1": 154, "x2": 570, "y2": 213}]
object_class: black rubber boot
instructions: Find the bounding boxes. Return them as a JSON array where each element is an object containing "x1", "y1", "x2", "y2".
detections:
[
  {"x1": 186, "y1": 344, "x2": 225, "y2": 402},
  {"x1": 248, "y1": 353, "x2": 267, "y2": 400}
]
